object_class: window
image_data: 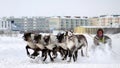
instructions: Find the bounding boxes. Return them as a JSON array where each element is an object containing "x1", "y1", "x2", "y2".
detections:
[
  {"x1": 2, "y1": 21, "x2": 3, "y2": 28},
  {"x1": 71, "y1": 25, "x2": 73, "y2": 28},
  {"x1": 66, "y1": 22, "x2": 69, "y2": 24},
  {"x1": 8, "y1": 22, "x2": 10, "y2": 27},
  {"x1": 5, "y1": 21, "x2": 6, "y2": 28},
  {"x1": 33, "y1": 21, "x2": 36, "y2": 23},
  {"x1": 33, "y1": 24, "x2": 36, "y2": 26},
  {"x1": 33, "y1": 27, "x2": 36, "y2": 29},
  {"x1": 24, "y1": 24, "x2": 27, "y2": 26},
  {"x1": 24, "y1": 22, "x2": 27, "y2": 23}
]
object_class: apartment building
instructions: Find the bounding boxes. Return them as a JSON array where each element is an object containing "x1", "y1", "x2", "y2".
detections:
[
  {"x1": 99, "y1": 15, "x2": 120, "y2": 27},
  {"x1": 60, "y1": 16, "x2": 89, "y2": 30},
  {"x1": 89, "y1": 15, "x2": 120, "y2": 27},
  {"x1": 6, "y1": 17, "x2": 50, "y2": 33}
]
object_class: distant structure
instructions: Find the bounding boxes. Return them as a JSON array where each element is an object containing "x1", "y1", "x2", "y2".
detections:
[
  {"x1": 0, "y1": 15, "x2": 120, "y2": 34},
  {"x1": 6, "y1": 16, "x2": 50, "y2": 33},
  {"x1": 75, "y1": 15, "x2": 120, "y2": 34},
  {"x1": 89, "y1": 15, "x2": 120, "y2": 27},
  {"x1": 60, "y1": 16, "x2": 89, "y2": 30}
]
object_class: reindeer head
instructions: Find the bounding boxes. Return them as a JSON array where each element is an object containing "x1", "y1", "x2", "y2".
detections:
[
  {"x1": 56, "y1": 33, "x2": 65, "y2": 43},
  {"x1": 23, "y1": 32, "x2": 35, "y2": 42},
  {"x1": 65, "y1": 31, "x2": 74, "y2": 41},
  {"x1": 34, "y1": 34, "x2": 42, "y2": 43},
  {"x1": 43, "y1": 35, "x2": 50, "y2": 45},
  {"x1": 23, "y1": 33, "x2": 32, "y2": 41},
  {"x1": 65, "y1": 31, "x2": 73, "y2": 37}
]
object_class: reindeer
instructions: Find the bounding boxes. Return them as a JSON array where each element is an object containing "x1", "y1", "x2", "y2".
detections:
[
  {"x1": 23, "y1": 33, "x2": 55, "y2": 62},
  {"x1": 63, "y1": 31, "x2": 89, "y2": 62},
  {"x1": 43, "y1": 34, "x2": 58, "y2": 61}
]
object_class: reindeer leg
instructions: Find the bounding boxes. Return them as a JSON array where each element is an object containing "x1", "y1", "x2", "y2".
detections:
[
  {"x1": 81, "y1": 49, "x2": 84, "y2": 57},
  {"x1": 52, "y1": 46, "x2": 58, "y2": 59},
  {"x1": 62, "y1": 50, "x2": 68, "y2": 60},
  {"x1": 25, "y1": 45, "x2": 31, "y2": 57},
  {"x1": 86, "y1": 45, "x2": 89, "y2": 57},
  {"x1": 43, "y1": 49, "x2": 47, "y2": 61},
  {"x1": 31, "y1": 49, "x2": 39, "y2": 59},
  {"x1": 52, "y1": 50, "x2": 57, "y2": 59},
  {"x1": 68, "y1": 56, "x2": 72, "y2": 62},
  {"x1": 65, "y1": 50, "x2": 68, "y2": 60},
  {"x1": 60, "y1": 48, "x2": 64, "y2": 57},
  {"x1": 68, "y1": 50, "x2": 72, "y2": 62},
  {"x1": 75, "y1": 50, "x2": 78, "y2": 60},
  {"x1": 58, "y1": 47, "x2": 63, "y2": 57},
  {"x1": 73, "y1": 54, "x2": 76, "y2": 62},
  {"x1": 42, "y1": 49, "x2": 46, "y2": 57},
  {"x1": 48, "y1": 50, "x2": 54, "y2": 62}
]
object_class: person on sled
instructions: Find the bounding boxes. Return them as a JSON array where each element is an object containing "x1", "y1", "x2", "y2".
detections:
[{"x1": 93, "y1": 28, "x2": 112, "y2": 49}]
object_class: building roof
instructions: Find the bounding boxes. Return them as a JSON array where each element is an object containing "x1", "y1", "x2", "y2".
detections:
[{"x1": 77, "y1": 26, "x2": 120, "y2": 28}]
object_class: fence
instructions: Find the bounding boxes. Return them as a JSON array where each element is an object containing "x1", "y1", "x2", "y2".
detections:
[
  {"x1": 74, "y1": 26, "x2": 120, "y2": 34},
  {"x1": 0, "y1": 30, "x2": 20, "y2": 37}
]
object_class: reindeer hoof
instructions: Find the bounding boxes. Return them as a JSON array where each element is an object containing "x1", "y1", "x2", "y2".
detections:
[
  {"x1": 73, "y1": 59, "x2": 77, "y2": 62},
  {"x1": 51, "y1": 59, "x2": 54, "y2": 62},
  {"x1": 31, "y1": 56, "x2": 35, "y2": 59},
  {"x1": 41, "y1": 55, "x2": 45, "y2": 57},
  {"x1": 86, "y1": 55, "x2": 89, "y2": 58},
  {"x1": 62, "y1": 58, "x2": 65, "y2": 60},
  {"x1": 32, "y1": 52, "x2": 39, "y2": 56},
  {"x1": 28, "y1": 54, "x2": 35, "y2": 59},
  {"x1": 27, "y1": 54, "x2": 31, "y2": 57},
  {"x1": 81, "y1": 55, "x2": 85, "y2": 57},
  {"x1": 53, "y1": 56, "x2": 56, "y2": 59},
  {"x1": 43, "y1": 59, "x2": 46, "y2": 62},
  {"x1": 67, "y1": 60, "x2": 71, "y2": 62}
]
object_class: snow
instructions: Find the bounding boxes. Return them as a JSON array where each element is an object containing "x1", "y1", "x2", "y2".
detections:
[{"x1": 0, "y1": 34, "x2": 120, "y2": 68}]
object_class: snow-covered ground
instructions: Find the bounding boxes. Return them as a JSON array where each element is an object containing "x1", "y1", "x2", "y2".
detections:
[{"x1": 0, "y1": 34, "x2": 120, "y2": 68}]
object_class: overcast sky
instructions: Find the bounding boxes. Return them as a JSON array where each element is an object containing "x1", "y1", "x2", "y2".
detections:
[{"x1": 0, "y1": 0, "x2": 120, "y2": 17}]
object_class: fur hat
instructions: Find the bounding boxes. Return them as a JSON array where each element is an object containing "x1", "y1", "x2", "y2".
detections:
[{"x1": 97, "y1": 28, "x2": 104, "y2": 37}]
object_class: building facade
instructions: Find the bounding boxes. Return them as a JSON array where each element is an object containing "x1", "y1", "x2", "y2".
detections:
[
  {"x1": 7, "y1": 17, "x2": 24, "y2": 31},
  {"x1": 1, "y1": 15, "x2": 119, "y2": 33},
  {"x1": 89, "y1": 15, "x2": 120, "y2": 27},
  {"x1": 89, "y1": 17, "x2": 99, "y2": 26},
  {"x1": 49, "y1": 17, "x2": 60, "y2": 30},
  {"x1": 99, "y1": 15, "x2": 120, "y2": 27},
  {"x1": 60, "y1": 16, "x2": 89, "y2": 30},
  {"x1": 6, "y1": 17, "x2": 50, "y2": 33},
  {"x1": 0, "y1": 16, "x2": 90, "y2": 33}
]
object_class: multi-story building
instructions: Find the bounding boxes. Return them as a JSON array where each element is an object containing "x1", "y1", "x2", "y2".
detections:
[
  {"x1": 2, "y1": 16, "x2": 89, "y2": 32},
  {"x1": 89, "y1": 15, "x2": 120, "y2": 27},
  {"x1": 7, "y1": 17, "x2": 24, "y2": 31},
  {"x1": 75, "y1": 15, "x2": 120, "y2": 34},
  {"x1": 6, "y1": 17, "x2": 50, "y2": 33},
  {"x1": 33, "y1": 17, "x2": 49, "y2": 32},
  {"x1": 27, "y1": 17, "x2": 50, "y2": 32},
  {"x1": 99, "y1": 15, "x2": 120, "y2": 27},
  {"x1": 60, "y1": 16, "x2": 89, "y2": 30}
]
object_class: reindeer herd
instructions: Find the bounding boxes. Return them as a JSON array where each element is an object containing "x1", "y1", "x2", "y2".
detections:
[{"x1": 23, "y1": 31, "x2": 89, "y2": 62}]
